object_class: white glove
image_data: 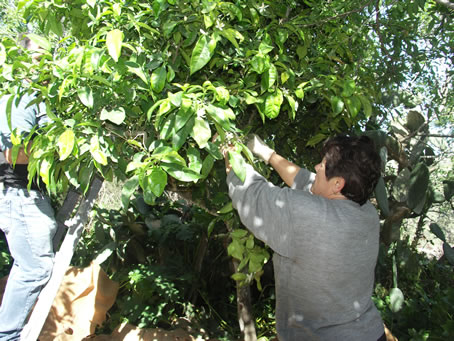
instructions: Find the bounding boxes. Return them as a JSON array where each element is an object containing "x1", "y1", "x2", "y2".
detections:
[{"x1": 247, "y1": 134, "x2": 275, "y2": 164}]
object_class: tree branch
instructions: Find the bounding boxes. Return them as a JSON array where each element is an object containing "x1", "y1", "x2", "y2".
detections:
[
  {"x1": 434, "y1": 0, "x2": 454, "y2": 10},
  {"x1": 375, "y1": 0, "x2": 390, "y2": 61},
  {"x1": 166, "y1": 183, "x2": 220, "y2": 217},
  {"x1": 417, "y1": 134, "x2": 454, "y2": 138},
  {"x1": 297, "y1": 0, "x2": 375, "y2": 27}
]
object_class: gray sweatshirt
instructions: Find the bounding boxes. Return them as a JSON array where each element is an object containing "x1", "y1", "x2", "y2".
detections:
[{"x1": 227, "y1": 165, "x2": 384, "y2": 340}]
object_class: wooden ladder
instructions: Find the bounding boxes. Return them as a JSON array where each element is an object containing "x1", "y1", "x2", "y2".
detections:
[{"x1": 20, "y1": 177, "x2": 103, "y2": 341}]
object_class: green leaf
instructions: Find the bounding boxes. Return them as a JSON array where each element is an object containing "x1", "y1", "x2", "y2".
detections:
[
  {"x1": 77, "y1": 86, "x2": 94, "y2": 108},
  {"x1": 219, "y1": 2, "x2": 242, "y2": 21},
  {"x1": 218, "y1": 202, "x2": 233, "y2": 214},
  {"x1": 205, "y1": 104, "x2": 235, "y2": 131},
  {"x1": 173, "y1": 117, "x2": 194, "y2": 151},
  {"x1": 204, "y1": 14, "x2": 214, "y2": 29},
  {"x1": 345, "y1": 95, "x2": 362, "y2": 118},
  {"x1": 145, "y1": 167, "x2": 168, "y2": 197},
  {"x1": 187, "y1": 147, "x2": 202, "y2": 173},
  {"x1": 161, "y1": 163, "x2": 201, "y2": 182},
  {"x1": 295, "y1": 82, "x2": 308, "y2": 99},
  {"x1": 249, "y1": 254, "x2": 264, "y2": 273},
  {"x1": 39, "y1": 156, "x2": 52, "y2": 185},
  {"x1": 285, "y1": 94, "x2": 297, "y2": 120},
  {"x1": 168, "y1": 91, "x2": 183, "y2": 107},
  {"x1": 160, "y1": 113, "x2": 176, "y2": 140},
  {"x1": 122, "y1": 175, "x2": 139, "y2": 209},
  {"x1": 250, "y1": 54, "x2": 268, "y2": 74},
  {"x1": 275, "y1": 29, "x2": 288, "y2": 53},
  {"x1": 246, "y1": 236, "x2": 254, "y2": 249},
  {"x1": 296, "y1": 45, "x2": 307, "y2": 59},
  {"x1": 0, "y1": 43, "x2": 6, "y2": 66},
  {"x1": 191, "y1": 117, "x2": 211, "y2": 148},
  {"x1": 100, "y1": 107, "x2": 126, "y2": 125},
  {"x1": 57, "y1": 129, "x2": 75, "y2": 161},
  {"x1": 167, "y1": 65, "x2": 176, "y2": 82},
  {"x1": 78, "y1": 165, "x2": 92, "y2": 194},
  {"x1": 261, "y1": 63, "x2": 277, "y2": 91},
  {"x1": 231, "y1": 229, "x2": 248, "y2": 238},
  {"x1": 154, "y1": 99, "x2": 173, "y2": 129},
  {"x1": 389, "y1": 287, "x2": 405, "y2": 313},
  {"x1": 429, "y1": 223, "x2": 446, "y2": 242},
  {"x1": 174, "y1": 107, "x2": 194, "y2": 132},
  {"x1": 227, "y1": 239, "x2": 245, "y2": 260},
  {"x1": 48, "y1": 13, "x2": 63, "y2": 37},
  {"x1": 228, "y1": 150, "x2": 246, "y2": 182},
  {"x1": 220, "y1": 28, "x2": 244, "y2": 49},
  {"x1": 90, "y1": 135, "x2": 108, "y2": 166},
  {"x1": 207, "y1": 218, "x2": 217, "y2": 237},
  {"x1": 215, "y1": 86, "x2": 230, "y2": 105},
  {"x1": 10, "y1": 130, "x2": 21, "y2": 145},
  {"x1": 341, "y1": 79, "x2": 356, "y2": 97},
  {"x1": 330, "y1": 96, "x2": 344, "y2": 116},
  {"x1": 152, "y1": 146, "x2": 186, "y2": 166},
  {"x1": 125, "y1": 61, "x2": 149, "y2": 85},
  {"x1": 151, "y1": 66, "x2": 167, "y2": 93},
  {"x1": 201, "y1": 154, "x2": 215, "y2": 179},
  {"x1": 306, "y1": 133, "x2": 327, "y2": 147},
  {"x1": 258, "y1": 39, "x2": 274, "y2": 55},
  {"x1": 359, "y1": 95, "x2": 372, "y2": 118},
  {"x1": 163, "y1": 20, "x2": 179, "y2": 37},
  {"x1": 264, "y1": 89, "x2": 283, "y2": 119},
  {"x1": 26, "y1": 33, "x2": 51, "y2": 51},
  {"x1": 231, "y1": 272, "x2": 247, "y2": 281},
  {"x1": 281, "y1": 71, "x2": 290, "y2": 85},
  {"x1": 106, "y1": 29, "x2": 124, "y2": 62},
  {"x1": 190, "y1": 35, "x2": 216, "y2": 75},
  {"x1": 204, "y1": 141, "x2": 223, "y2": 160}
]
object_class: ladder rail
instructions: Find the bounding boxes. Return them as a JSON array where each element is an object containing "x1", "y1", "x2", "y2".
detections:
[{"x1": 20, "y1": 177, "x2": 103, "y2": 341}]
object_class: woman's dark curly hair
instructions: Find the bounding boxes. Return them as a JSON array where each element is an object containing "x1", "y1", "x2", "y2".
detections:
[{"x1": 322, "y1": 135, "x2": 382, "y2": 205}]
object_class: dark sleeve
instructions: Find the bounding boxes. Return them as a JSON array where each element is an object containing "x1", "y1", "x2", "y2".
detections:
[{"x1": 227, "y1": 165, "x2": 296, "y2": 257}]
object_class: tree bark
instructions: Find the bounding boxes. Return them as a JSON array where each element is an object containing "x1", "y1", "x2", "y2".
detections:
[
  {"x1": 225, "y1": 222, "x2": 257, "y2": 341},
  {"x1": 434, "y1": 0, "x2": 454, "y2": 10},
  {"x1": 189, "y1": 234, "x2": 209, "y2": 303},
  {"x1": 233, "y1": 259, "x2": 257, "y2": 341}
]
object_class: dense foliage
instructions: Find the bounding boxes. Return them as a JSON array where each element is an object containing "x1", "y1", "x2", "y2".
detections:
[{"x1": 0, "y1": 0, "x2": 453, "y2": 340}]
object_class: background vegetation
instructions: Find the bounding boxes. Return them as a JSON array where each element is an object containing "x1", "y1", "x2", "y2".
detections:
[{"x1": 0, "y1": 0, "x2": 453, "y2": 340}]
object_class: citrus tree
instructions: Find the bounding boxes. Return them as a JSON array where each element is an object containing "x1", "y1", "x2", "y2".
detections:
[{"x1": 0, "y1": 0, "x2": 453, "y2": 339}]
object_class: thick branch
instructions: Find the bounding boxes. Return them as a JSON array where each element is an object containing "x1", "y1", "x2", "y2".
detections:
[
  {"x1": 434, "y1": 0, "x2": 454, "y2": 10},
  {"x1": 166, "y1": 184, "x2": 220, "y2": 217}
]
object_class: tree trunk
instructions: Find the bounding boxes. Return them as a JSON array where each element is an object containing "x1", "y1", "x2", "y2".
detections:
[
  {"x1": 224, "y1": 221, "x2": 257, "y2": 341},
  {"x1": 233, "y1": 259, "x2": 257, "y2": 341},
  {"x1": 189, "y1": 234, "x2": 209, "y2": 303}
]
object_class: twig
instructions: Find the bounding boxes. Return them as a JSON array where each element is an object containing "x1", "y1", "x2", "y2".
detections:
[
  {"x1": 418, "y1": 134, "x2": 454, "y2": 138},
  {"x1": 296, "y1": 0, "x2": 376, "y2": 28},
  {"x1": 375, "y1": 0, "x2": 390, "y2": 61}
]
